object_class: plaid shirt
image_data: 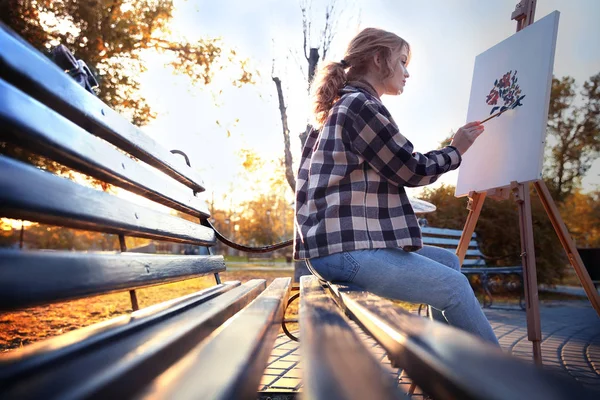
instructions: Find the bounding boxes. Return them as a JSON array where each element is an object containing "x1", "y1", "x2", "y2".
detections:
[{"x1": 293, "y1": 82, "x2": 462, "y2": 260}]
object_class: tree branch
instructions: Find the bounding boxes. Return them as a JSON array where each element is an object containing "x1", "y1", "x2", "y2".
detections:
[{"x1": 272, "y1": 76, "x2": 296, "y2": 190}]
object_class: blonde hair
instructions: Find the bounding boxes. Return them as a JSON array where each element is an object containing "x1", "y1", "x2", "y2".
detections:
[{"x1": 311, "y1": 28, "x2": 411, "y2": 127}]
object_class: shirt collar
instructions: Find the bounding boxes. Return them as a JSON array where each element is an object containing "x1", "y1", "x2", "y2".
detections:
[{"x1": 341, "y1": 80, "x2": 381, "y2": 101}]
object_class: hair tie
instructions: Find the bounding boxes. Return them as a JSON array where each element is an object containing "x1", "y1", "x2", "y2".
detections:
[{"x1": 340, "y1": 59, "x2": 349, "y2": 68}]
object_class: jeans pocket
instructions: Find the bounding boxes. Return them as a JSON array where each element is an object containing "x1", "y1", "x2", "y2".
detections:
[
  {"x1": 310, "y1": 251, "x2": 362, "y2": 283},
  {"x1": 341, "y1": 252, "x2": 361, "y2": 282}
]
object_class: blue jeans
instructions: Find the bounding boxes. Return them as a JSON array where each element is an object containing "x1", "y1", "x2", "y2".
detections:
[{"x1": 308, "y1": 246, "x2": 499, "y2": 346}]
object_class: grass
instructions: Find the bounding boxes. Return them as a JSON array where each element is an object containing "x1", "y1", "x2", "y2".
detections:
[
  {"x1": 0, "y1": 269, "x2": 588, "y2": 353},
  {"x1": 559, "y1": 269, "x2": 586, "y2": 287}
]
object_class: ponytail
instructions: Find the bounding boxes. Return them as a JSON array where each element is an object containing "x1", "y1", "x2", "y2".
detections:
[{"x1": 311, "y1": 61, "x2": 348, "y2": 128}]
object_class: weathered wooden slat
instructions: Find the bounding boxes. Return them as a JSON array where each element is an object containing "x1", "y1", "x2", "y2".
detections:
[
  {"x1": 421, "y1": 227, "x2": 474, "y2": 238},
  {"x1": 422, "y1": 236, "x2": 478, "y2": 248},
  {"x1": 0, "y1": 281, "x2": 240, "y2": 378},
  {"x1": 0, "y1": 250, "x2": 225, "y2": 311},
  {"x1": 139, "y1": 277, "x2": 292, "y2": 400},
  {"x1": 462, "y1": 259, "x2": 487, "y2": 266},
  {"x1": 0, "y1": 79, "x2": 208, "y2": 217},
  {"x1": 462, "y1": 266, "x2": 524, "y2": 274},
  {"x1": 0, "y1": 23, "x2": 205, "y2": 192},
  {"x1": 299, "y1": 276, "x2": 406, "y2": 400},
  {"x1": 0, "y1": 156, "x2": 215, "y2": 245},
  {"x1": 331, "y1": 285, "x2": 592, "y2": 400},
  {"x1": 465, "y1": 249, "x2": 484, "y2": 257},
  {"x1": 0, "y1": 280, "x2": 267, "y2": 400}
]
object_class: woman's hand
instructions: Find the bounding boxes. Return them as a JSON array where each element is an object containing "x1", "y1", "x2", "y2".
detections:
[{"x1": 450, "y1": 121, "x2": 484, "y2": 155}]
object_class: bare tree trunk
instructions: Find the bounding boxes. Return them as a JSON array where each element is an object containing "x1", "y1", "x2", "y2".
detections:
[
  {"x1": 299, "y1": 47, "x2": 321, "y2": 151},
  {"x1": 307, "y1": 48, "x2": 319, "y2": 84},
  {"x1": 272, "y1": 76, "x2": 297, "y2": 191}
]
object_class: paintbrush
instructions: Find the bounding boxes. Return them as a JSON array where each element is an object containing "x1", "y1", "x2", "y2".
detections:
[
  {"x1": 480, "y1": 97, "x2": 524, "y2": 124},
  {"x1": 481, "y1": 108, "x2": 509, "y2": 124}
]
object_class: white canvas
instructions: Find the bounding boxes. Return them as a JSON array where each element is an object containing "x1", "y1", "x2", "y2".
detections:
[{"x1": 455, "y1": 11, "x2": 560, "y2": 197}]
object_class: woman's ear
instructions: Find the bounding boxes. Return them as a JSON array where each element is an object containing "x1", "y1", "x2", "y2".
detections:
[{"x1": 372, "y1": 52, "x2": 382, "y2": 69}]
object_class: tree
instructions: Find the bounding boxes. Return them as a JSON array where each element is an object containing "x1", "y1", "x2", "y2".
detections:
[
  {"x1": 272, "y1": 0, "x2": 351, "y2": 191},
  {"x1": 0, "y1": 0, "x2": 254, "y2": 126},
  {"x1": 234, "y1": 149, "x2": 294, "y2": 248},
  {"x1": 545, "y1": 73, "x2": 600, "y2": 202},
  {"x1": 0, "y1": 0, "x2": 254, "y2": 187},
  {"x1": 559, "y1": 189, "x2": 600, "y2": 248}
]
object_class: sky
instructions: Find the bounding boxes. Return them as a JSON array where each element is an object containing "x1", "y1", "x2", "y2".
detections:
[{"x1": 138, "y1": 0, "x2": 600, "y2": 206}]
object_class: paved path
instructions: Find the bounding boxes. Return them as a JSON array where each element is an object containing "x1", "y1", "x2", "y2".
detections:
[
  {"x1": 489, "y1": 301, "x2": 600, "y2": 393},
  {"x1": 259, "y1": 301, "x2": 600, "y2": 398},
  {"x1": 540, "y1": 284, "x2": 597, "y2": 297}
]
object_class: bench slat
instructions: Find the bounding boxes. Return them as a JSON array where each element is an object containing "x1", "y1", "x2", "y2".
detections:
[
  {"x1": 140, "y1": 278, "x2": 292, "y2": 400},
  {"x1": 462, "y1": 266, "x2": 523, "y2": 274},
  {"x1": 0, "y1": 156, "x2": 216, "y2": 246},
  {"x1": 0, "y1": 281, "x2": 240, "y2": 378},
  {"x1": 0, "y1": 24, "x2": 206, "y2": 192},
  {"x1": 422, "y1": 236, "x2": 478, "y2": 247},
  {"x1": 0, "y1": 280, "x2": 267, "y2": 399},
  {"x1": 465, "y1": 249, "x2": 484, "y2": 257},
  {"x1": 0, "y1": 79, "x2": 209, "y2": 217},
  {"x1": 299, "y1": 276, "x2": 406, "y2": 400},
  {"x1": 331, "y1": 285, "x2": 588, "y2": 400},
  {"x1": 421, "y1": 226, "x2": 476, "y2": 238},
  {"x1": 462, "y1": 259, "x2": 486, "y2": 266},
  {"x1": 0, "y1": 250, "x2": 225, "y2": 311}
]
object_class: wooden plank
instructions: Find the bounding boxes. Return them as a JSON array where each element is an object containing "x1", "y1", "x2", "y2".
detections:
[
  {"x1": 0, "y1": 79, "x2": 209, "y2": 217},
  {"x1": 421, "y1": 227, "x2": 474, "y2": 238},
  {"x1": 331, "y1": 284, "x2": 594, "y2": 400},
  {"x1": 457, "y1": 192, "x2": 487, "y2": 265},
  {"x1": 422, "y1": 236, "x2": 478, "y2": 248},
  {"x1": 139, "y1": 278, "x2": 292, "y2": 400},
  {"x1": 465, "y1": 249, "x2": 484, "y2": 257},
  {"x1": 462, "y1": 266, "x2": 523, "y2": 274},
  {"x1": 0, "y1": 24, "x2": 205, "y2": 192},
  {"x1": 0, "y1": 281, "x2": 240, "y2": 378},
  {"x1": 514, "y1": 182, "x2": 543, "y2": 364},
  {"x1": 0, "y1": 250, "x2": 225, "y2": 311},
  {"x1": 462, "y1": 259, "x2": 487, "y2": 267},
  {"x1": 299, "y1": 276, "x2": 406, "y2": 400},
  {"x1": 0, "y1": 156, "x2": 215, "y2": 246},
  {"x1": 0, "y1": 280, "x2": 267, "y2": 399}
]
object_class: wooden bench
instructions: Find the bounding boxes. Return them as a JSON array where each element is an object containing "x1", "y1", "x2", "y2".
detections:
[
  {"x1": 421, "y1": 226, "x2": 525, "y2": 309},
  {"x1": 0, "y1": 24, "x2": 292, "y2": 399},
  {"x1": 0, "y1": 24, "x2": 592, "y2": 399}
]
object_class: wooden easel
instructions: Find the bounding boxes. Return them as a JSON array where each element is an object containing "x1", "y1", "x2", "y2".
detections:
[{"x1": 455, "y1": 0, "x2": 600, "y2": 366}]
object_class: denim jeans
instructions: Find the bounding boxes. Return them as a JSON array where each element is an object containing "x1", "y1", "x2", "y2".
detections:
[{"x1": 308, "y1": 246, "x2": 499, "y2": 346}]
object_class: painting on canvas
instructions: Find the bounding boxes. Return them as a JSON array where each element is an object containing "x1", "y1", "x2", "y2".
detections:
[{"x1": 455, "y1": 11, "x2": 560, "y2": 197}]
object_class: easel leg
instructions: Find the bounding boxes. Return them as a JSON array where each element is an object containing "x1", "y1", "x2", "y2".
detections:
[
  {"x1": 534, "y1": 181, "x2": 600, "y2": 316},
  {"x1": 513, "y1": 182, "x2": 542, "y2": 365},
  {"x1": 456, "y1": 192, "x2": 486, "y2": 265}
]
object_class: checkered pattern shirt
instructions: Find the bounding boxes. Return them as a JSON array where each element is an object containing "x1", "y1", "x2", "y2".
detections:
[{"x1": 293, "y1": 82, "x2": 462, "y2": 260}]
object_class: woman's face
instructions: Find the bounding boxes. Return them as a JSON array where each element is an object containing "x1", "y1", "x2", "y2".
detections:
[{"x1": 382, "y1": 46, "x2": 410, "y2": 96}]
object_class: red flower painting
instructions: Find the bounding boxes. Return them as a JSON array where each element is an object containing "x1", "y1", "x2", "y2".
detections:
[{"x1": 485, "y1": 70, "x2": 525, "y2": 115}]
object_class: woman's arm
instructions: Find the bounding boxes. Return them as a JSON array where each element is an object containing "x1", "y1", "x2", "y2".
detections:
[{"x1": 346, "y1": 98, "x2": 462, "y2": 187}]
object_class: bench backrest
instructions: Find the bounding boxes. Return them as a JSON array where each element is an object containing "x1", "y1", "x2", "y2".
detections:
[
  {"x1": 421, "y1": 226, "x2": 486, "y2": 267},
  {"x1": 0, "y1": 23, "x2": 222, "y2": 311}
]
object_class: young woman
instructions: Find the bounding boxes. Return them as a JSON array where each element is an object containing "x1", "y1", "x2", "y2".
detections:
[{"x1": 293, "y1": 27, "x2": 498, "y2": 346}]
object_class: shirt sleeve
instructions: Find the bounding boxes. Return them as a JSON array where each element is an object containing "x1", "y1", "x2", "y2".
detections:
[{"x1": 345, "y1": 97, "x2": 462, "y2": 188}]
